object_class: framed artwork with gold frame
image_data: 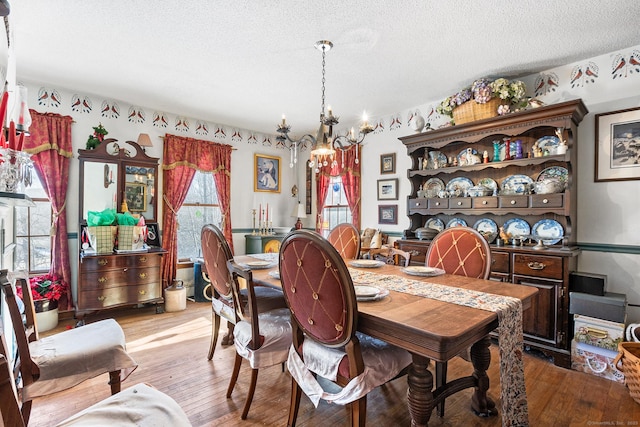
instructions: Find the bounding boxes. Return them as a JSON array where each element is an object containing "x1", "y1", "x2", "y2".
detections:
[
  {"x1": 254, "y1": 154, "x2": 281, "y2": 193},
  {"x1": 124, "y1": 182, "x2": 147, "y2": 212}
]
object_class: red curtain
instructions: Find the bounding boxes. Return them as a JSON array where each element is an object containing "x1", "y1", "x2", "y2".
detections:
[
  {"x1": 161, "y1": 134, "x2": 232, "y2": 287},
  {"x1": 22, "y1": 110, "x2": 74, "y2": 311},
  {"x1": 315, "y1": 144, "x2": 361, "y2": 232}
]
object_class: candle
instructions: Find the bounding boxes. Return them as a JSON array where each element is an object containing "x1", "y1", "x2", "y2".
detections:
[
  {"x1": 350, "y1": 127, "x2": 355, "y2": 139},
  {"x1": 281, "y1": 114, "x2": 286, "y2": 126},
  {"x1": 362, "y1": 112, "x2": 369, "y2": 127},
  {"x1": 266, "y1": 203, "x2": 269, "y2": 222},
  {"x1": 259, "y1": 204, "x2": 262, "y2": 221},
  {"x1": 327, "y1": 105, "x2": 333, "y2": 117}
]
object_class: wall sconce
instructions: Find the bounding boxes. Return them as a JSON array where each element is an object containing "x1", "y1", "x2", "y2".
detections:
[{"x1": 137, "y1": 133, "x2": 153, "y2": 152}]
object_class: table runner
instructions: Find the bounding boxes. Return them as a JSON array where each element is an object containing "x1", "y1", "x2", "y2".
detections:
[{"x1": 349, "y1": 268, "x2": 529, "y2": 427}]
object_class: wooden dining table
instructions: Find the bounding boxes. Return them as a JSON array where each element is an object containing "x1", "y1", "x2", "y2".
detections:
[{"x1": 235, "y1": 254, "x2": 538, "y2": 426}]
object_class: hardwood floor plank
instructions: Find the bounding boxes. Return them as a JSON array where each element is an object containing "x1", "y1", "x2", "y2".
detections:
[{"x1": 25, "y1": 302, "x2": 640, "y2": 426}]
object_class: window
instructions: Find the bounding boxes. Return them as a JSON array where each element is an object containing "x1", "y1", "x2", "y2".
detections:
[
  {"x1": 320, "y1": 175, "x2": 352, "y2": 238},
  {"x1": 177, "y1": 171, "x2": 222, "y2": 260},
  {"x1": 14, "y1": 175, "x2": 52, "y2": 273}
]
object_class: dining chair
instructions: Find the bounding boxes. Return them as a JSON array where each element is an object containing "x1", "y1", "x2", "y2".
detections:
[
  {"x1": 225, "y1": 259, "x2": 292, "y2": 420},
  {"x1": 327, "y1": 223, "x2": 361, "y2": 259},
  {"x1": 369, "y1": 247, "x2": 411, "y2": 267},
  {"x1": 425, "y1": 226, "x2": 492, "y2": 417},
  {"x1": 201, "y1": 224, "x2": 286, "y2": 359},
  {"x1": 279, "y1": 230, "x2": 412, "y2": 426},
  {"x1": 0, "y1": 354, "x2": 191, "y2": 427},
  {"x1": 0, "y1": 270, "x2": 138, "y2": 425}
]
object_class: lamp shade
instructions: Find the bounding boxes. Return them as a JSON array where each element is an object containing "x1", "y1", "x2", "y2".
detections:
[
  {"x1": 291, "y1": 202, "x2": 307, "y2": 219},
  {"x1": 137, "y1": 133, "x2": 153, "y2": 148}
]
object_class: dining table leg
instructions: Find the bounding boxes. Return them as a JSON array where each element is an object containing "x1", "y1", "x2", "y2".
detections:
[
  {"x1": 407, "y1": 353, "x2": 434, "y2": 427},
  {"x1": 469, "y1": 335, "x2": 497, "y2": 416}
]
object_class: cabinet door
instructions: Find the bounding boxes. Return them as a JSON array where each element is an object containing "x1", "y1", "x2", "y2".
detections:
[{"x1": 512, "y1": 275, "x2": 561, "y2": 344}]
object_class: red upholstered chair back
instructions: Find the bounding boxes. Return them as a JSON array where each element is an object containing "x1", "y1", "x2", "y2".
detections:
[
  {"x1": 426, "y1": 226, "x2": 491, "y2": 279},
  {"x1": 201, "y1": 224, "x2": 234, "y2": 298},
  {"x1": 279, "y1": 230, "x2": 357, "y2": 348},
  {"x1": 327, "y1": 223, "x2": 361, "y2": 260}
]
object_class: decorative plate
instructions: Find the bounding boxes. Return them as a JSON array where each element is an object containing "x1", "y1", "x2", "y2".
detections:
[
  {"x1": 535, "y1": 136, "x2": 560, "y2": 155},
  {"x1": 268, "y1": 270, "x2": 280, "y2": 280},
  {"x1": 401, "y1": 266, "x2": 446, "y2": 277},
  {"x1": 424, "y1": 177, "x2": 446, "y2": 193},
  {"x1": 445, "y1": 177, "x2": 474, "y2": 195},
  {"x1": 477, "y1": 177, "x2": 498, "y2": 195},
  {"x1": 425, "y1": 217, "x2": 445, "y2": 232},
  {"x1": 502, "y1": 218, "x2": 531, "y2": 238},
  {"x1": 532, "y1": 219, "x2": 564, "y2": 245},
  {"x1": 446, "y1": 217, "x2": 468, "y2": 228},
  {"x1": 243, "y1": 260, "x2": 275, "y2": 269},
  {"x1": 427, "y1": 151, "x2": 447, "y2": 169},
  {"x1": 349, "y1": 260, "x2": 385, "y2": 268},
  {"x1": 457, "y1": 148, "x2": 480, "y2": 166},
  {"x1": 537, "y1": 166, "x2": 568, "y2": 185},
  {"x1": 473, "y1": 218, "x2": 498, "y2": 243},
  {"x1": 500, "y1": 174, "x2": 533, "y2": 195},
  {"x1": 356, "y1": 287, "x2": 390, "y2": 302}
]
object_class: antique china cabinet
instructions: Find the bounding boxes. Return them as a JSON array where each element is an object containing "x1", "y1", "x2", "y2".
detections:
[
  {"x1": 77, "y1": 139, "x2": 165, "y2": 318},
  {"x1": 395, "y1": 99, "x2": 588, "y2": 367}
]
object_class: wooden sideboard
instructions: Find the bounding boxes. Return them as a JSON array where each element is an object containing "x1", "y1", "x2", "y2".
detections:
[
  {"x1": 77, "y1": 249, "x2": 166, "y2": 317},
  {"x1": 397, "y1": 100, "x2": 588, "y2": 368}
]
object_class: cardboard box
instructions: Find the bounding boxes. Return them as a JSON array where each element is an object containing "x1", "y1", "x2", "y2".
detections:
[
  {"x1": 569, "y1": 291, "x2": 626, "y2": 323},
  {"x1": 569, "y1": 271, "x2": 606, "y2": 296},
  {"x1": 571, "y1": 340, "x2": 624, "y2": 383},
  {"x1": 117, "y1": 225, "x2": 147, "y2": 251},
  {"x1": 573, "y1": 314, "x2": 625, "y2": 352},
  {"x1": 87, "y1": 226, "x2": 117, "y2": 254}
]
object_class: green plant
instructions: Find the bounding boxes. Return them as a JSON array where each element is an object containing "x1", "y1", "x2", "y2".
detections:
[{"x1": 85, "y1": 123, "x2": 108, "y2": 149}]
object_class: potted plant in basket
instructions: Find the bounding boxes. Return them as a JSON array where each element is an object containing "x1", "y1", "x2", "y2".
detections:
[
  {"x1": 436, "y1": 77, "x2": 528, "y2": 125},
  {"x1": 16, "y1": 273, "x2": 69, "y2": 332}
]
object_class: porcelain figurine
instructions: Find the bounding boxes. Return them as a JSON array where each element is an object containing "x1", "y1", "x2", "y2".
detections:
[{"x1": 465, "y1": 148, "x2": 481, "y2": 165}]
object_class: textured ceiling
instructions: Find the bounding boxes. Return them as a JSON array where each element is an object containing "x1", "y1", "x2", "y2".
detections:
[{"x1": 9, "y1": 0, "x2": 640, "y2": 136}]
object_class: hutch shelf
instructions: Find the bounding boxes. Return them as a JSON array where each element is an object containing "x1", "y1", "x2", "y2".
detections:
[{"x1": 396, "y1": 99, "x2": 588, "y2": 368}]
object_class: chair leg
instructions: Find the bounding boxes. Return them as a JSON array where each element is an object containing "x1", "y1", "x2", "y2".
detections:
[
  {"x1": 108, "y1": 370, "x2": 121, "y2": 394},
  {"x1": 208, "y1": 310, "x2": 221, "y2": 360},
  {"x1": 227, "y1": 353, "x2": 243, "y2": 398},
  {"x1": 435, "y1": 361, "x2": 447, "y2": 417},
  {"x1": 349, "y1": 395, "x2": 367, "y2": 427},
  {"x1": 21, "y1": 400, "x2": 33, "y2": 426},
  {"x1": 222, "y1": 321, "x2": 234, "y2": 346},
  {"x1": 287, "y1": 378, "x2": 302, "y2": 427},
  {"x1": 241, "y1": 368, "x2": 259, "y2": 420}
]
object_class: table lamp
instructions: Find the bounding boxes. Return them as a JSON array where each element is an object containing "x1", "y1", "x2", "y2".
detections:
[{"x1": 291, "y1": 202, "x2": 307, "y2": 230}]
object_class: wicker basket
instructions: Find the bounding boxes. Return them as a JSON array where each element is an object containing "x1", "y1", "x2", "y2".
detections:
[
  {"x1": 452, "y1": 97, "x2": 502, "y2": 125},
  {"x1": 614, "y1": 341, "x2": 640, "y2": 404}
]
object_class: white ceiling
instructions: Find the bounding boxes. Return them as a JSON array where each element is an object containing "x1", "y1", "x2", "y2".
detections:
[{"x1": 9, "y1": 1, "x2": 640, "y2": 136}]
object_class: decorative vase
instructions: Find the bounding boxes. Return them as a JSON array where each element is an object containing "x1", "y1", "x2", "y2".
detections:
[
  {"x1": 34, "y1": 299, "x2": 59, "y2": 333},
  {"x1": 411, "y1": 115, "x2": 425, "y2": 133}
]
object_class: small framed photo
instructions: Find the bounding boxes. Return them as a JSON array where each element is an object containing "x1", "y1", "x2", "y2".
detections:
[
  {"x1": 377, "y1": 178, "x2": 398, "y2": 200},
  {"x1": 595, "y1": 106, "x2": 640, "y2": 182},
  {"x1": 378, "y1": 205, "x2": 398, "y2": 224},
  {"x1": 380, "y1": 152, "x2": 396, "y2": 174},
  {"x1": 254, "y1": 154, "x2": 281, "y2": 193},
  {"x1": 124, "y1": 182, "x2": 147, "y2": 212}
]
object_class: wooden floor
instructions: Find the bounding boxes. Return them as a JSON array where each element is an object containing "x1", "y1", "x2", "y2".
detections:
[{"x1": 27, "y1": 301, "x2": 640, "y2": 426}]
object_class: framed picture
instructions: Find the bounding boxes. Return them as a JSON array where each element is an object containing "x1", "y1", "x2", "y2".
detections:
[
  {"x1": 378, "y1": 205, "x2": 398, "y2": 224},
  {"x1": 124, "y1": 182, "x2": 147, "y2": 212},
  {"x1": 595, "y1": 106, "x2": 640, "y2": 182},
  {"x1": 254, "y1": 154, "x2": 281, "y2": 193},
  {"x1": 377, "y1": 178, "x2": 398, "y2": 200},
  {"x1": 380, "y1": 152, "x2": 396, "y2": 174}
]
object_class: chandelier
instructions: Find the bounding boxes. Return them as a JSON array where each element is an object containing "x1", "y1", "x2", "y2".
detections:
[{"x1": 276, "y1": 40, "x2": 373, "y2": 172}]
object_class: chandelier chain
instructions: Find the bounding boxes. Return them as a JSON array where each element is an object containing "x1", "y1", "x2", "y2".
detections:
[{"x1": 321, "y1": 45, "x2": 326, "y2": 118}]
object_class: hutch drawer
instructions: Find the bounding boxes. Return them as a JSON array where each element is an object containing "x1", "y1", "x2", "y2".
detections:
[
  {"x1": 499, "y1": 195, "x2": 529, "y2": 208},
  {"x1": 428, "y1": 198, "x2": 448, "y2": 209},
  {"x1": 513, "y1": 253, "x2": 563, "y2": 280},
  {"x1": 472, "y1": 197, "x2": 498, "y2": 209},
  {"x1": 530, "y1": 193, "x2": 564, "y2": 208},
  {"x1": 491, "y1": 251, "x2": 510, "y2": 274},
  {"x1": 449, "y1": 197, "x2": 471, "y2": 209}
]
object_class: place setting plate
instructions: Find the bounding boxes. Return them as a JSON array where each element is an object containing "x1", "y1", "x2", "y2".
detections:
[
  {"x1": 401, "y1": 266, "x2": 446, "y2": 277},
  {"x1": 241, "y1": 260, "x2": 276, "y2": 269},
  {"x1": 354, "y1": 285, "x2": 389, "y2": 302},
  {"x1": 350, "y1": 259, "x2": 385, "y2": 268}
]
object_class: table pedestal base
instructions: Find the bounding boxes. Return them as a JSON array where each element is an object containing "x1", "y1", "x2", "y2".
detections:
[{"x1": 407, "y1": 335, "x2": 495, "y2": 426}]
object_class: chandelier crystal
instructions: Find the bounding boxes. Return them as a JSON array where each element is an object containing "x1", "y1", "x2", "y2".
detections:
[{"x1": 277, "y1": 40, "x2": 373, "y2": 172}]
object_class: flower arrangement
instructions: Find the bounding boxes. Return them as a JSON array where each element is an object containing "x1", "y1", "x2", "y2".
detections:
[
  {"x1": 436, "y1": 77, "x2": 527, "y2": 118},
  {"x1": 16, "y1": 273, "x2": 69, "y2": 302}
]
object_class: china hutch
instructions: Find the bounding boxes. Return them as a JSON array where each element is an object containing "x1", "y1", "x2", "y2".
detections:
[
  {"x1": 396, "y1": 99, "x2": 588, "y2": 367},
  {"x1": 77, "y1": 139, "x2": 165, "y2": 318}
]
